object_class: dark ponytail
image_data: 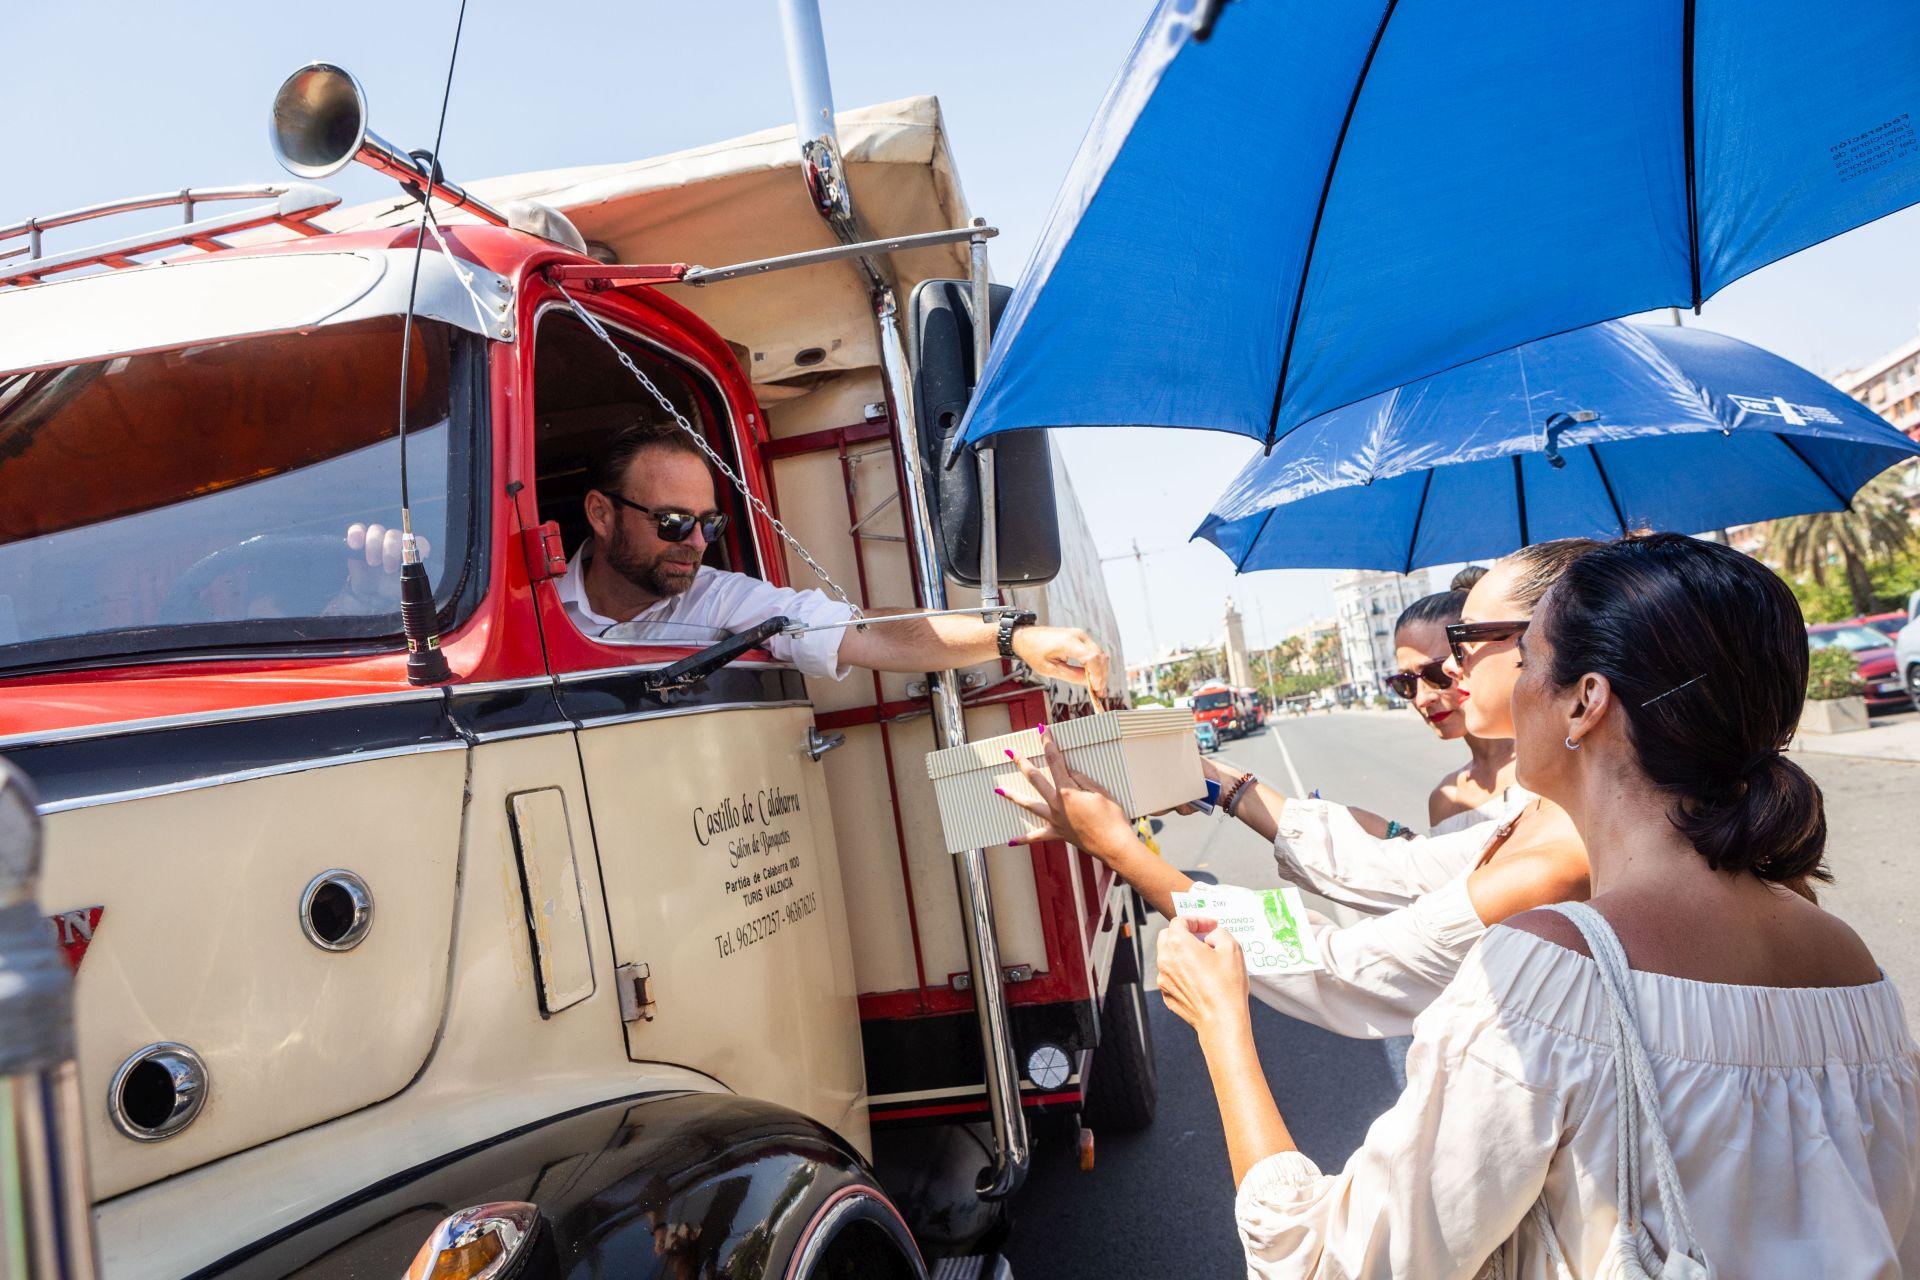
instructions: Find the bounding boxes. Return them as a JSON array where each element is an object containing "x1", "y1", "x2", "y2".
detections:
[{"x1": 1541, "y1": 533, "x2": 1828, "y2": 885}]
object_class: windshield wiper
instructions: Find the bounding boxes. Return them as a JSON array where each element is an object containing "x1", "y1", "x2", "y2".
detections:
[{"x1": 638, "y1": 616, "x2": 791, "y2": 693}]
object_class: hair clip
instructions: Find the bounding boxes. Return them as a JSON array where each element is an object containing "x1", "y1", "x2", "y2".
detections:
[{"x1": 1640, "y1": 672, "x2": 1706, "y2": 708}]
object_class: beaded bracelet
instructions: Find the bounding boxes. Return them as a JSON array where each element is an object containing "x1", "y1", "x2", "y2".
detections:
[{"x1": 1220, "y1": 771, "x2": 1255, "y2": 817}]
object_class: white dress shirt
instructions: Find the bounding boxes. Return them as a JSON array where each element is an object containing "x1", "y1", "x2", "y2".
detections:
[{"x1": 556, "y1": 540, "x2": 853, "y2": 680}]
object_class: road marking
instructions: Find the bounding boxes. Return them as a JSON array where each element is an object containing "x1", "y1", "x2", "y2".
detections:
[{"x1": 1271, "y1": 726, "x2": 1308, "y2": 798}]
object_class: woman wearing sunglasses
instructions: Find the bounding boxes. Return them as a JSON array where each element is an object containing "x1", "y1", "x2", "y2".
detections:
[
  {"x1": 1388, "y1": 590, "x2": 1523, "y2": 835},
  {"x1": 1164, "y1": 533, "x2": 1920, "y2": 1278},
  {"x1": 999, "y1": 539, "x2": 1598, "y2": 1038}
]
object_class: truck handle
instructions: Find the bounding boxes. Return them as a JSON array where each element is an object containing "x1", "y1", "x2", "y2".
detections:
[{"x1": 637, "y1": 616, "x2": 791, "y2": 693}]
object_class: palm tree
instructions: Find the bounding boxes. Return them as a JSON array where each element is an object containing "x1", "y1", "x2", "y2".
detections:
[{"x1": 1762, "y1": 472, "x2": 1914, "y2": 616}]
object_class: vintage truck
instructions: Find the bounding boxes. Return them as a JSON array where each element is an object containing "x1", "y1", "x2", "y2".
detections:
[{"x1": 0, "y1": 21, "x2": 1152, "y2": 1280}]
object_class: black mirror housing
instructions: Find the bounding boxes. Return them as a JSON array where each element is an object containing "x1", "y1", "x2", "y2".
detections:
[{"x1": 907, "y1": 279, "x2": 1062, "y2": 589}]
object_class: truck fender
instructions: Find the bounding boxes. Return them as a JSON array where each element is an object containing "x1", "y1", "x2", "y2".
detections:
[{"x1": 192, "y1": 1091, "x2": 924, "y2": 1280}]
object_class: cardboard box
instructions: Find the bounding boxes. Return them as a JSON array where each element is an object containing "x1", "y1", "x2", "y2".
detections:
[{"x1": 925, "y1": 708, "x2": 1205, "y2": 854}]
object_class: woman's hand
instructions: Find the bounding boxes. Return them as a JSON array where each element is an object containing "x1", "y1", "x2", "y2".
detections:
[
  {"x1": 1156, "y1": 915, "x2": 1251, "y2": 1040},
  {"x1": 996, "y1": 726, "x2": 1139, "y2": 859}
]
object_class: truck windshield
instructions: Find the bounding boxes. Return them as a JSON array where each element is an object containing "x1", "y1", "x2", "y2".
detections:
[
  {"x1": 1193, "y1": 692, "x2": 1231, "y2": 710},
  {"x1": 0, "y1": 316, "x2": 481, "y2": 671}
]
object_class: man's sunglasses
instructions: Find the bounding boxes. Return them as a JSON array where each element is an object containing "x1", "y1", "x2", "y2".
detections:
[
  {"x1": 606, "y1": 493, "x2": 729, "y2": 544},
  {"x1": 1383, "y1": 658, "x2": 1453, "y2": 701},
  {"x1": 1444, "y1": 619, "x2": 1529, "y2": 666}
]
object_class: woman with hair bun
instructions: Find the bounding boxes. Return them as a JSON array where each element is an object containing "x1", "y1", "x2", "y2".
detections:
[{"x1": 1156, "y1": 533, "x2": 1919, "y2": 1277}]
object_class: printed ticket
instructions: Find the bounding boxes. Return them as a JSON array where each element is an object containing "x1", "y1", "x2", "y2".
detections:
[{"x1": 1171, "y1": 885, "x2": 1323, "y2": 976}]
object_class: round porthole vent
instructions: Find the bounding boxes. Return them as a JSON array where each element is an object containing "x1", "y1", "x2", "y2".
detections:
[
  {"x1": 1025, "y1": 1042, "x2": 1072, "y2": 1090},
  {"x1": 109, "y1": 1043, "x2": 207, "y2": 1141},
  {"x1": 300, "y1": 869, "x2": 373, "y2": 952}
]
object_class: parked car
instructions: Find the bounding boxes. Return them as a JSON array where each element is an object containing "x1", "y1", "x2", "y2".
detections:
[
  {"x1": 1808, "y1": 621, "x2": 1912, "y2": 711},
  {"x1": 1195, "y1": 720, "x2": 1221, "y2": 754},
  {"x1": 1863, "y1": 610, "x2": 1907, "y2": 640},
  {"x1": 1895, "y1": 612, "x2": 1920, "y2": 706}
]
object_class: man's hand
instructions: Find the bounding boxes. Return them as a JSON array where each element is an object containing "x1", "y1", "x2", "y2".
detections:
[{"x1": 1010, "y1": 625, "x2": 1110, "y2": 702}]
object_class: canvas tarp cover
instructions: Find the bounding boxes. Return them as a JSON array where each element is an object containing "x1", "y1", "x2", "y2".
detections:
[{"x1": 310, "y1": 96, "x2": 973, "y2": 388}]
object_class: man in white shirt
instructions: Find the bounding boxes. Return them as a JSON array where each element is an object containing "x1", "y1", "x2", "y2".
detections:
[{"x1": 557, "y1": 423, "x2": 1111, "y2": 693}]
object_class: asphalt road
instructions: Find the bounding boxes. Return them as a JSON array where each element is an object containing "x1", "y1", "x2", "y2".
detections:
[{"x1": 1004, "y1": 709, "x2": 1920, "y2": 1276}]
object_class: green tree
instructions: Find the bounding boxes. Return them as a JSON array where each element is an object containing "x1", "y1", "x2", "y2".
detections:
[
  {"x1": 1763, "y1": 472, "x2": 1914, "y2": 617},
  {"x1": 1310, "y1": 632, "x2": 1342, "y2": 675}
]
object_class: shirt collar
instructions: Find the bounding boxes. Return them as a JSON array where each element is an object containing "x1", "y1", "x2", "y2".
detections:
[{"x1": 558, "y1": 539, "x2": 619, "y2": 629}]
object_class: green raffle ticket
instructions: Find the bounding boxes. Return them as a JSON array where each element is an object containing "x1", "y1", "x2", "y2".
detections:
[{"x1": 1171, "y1": 885, "x2": 1323, "y2": 975}]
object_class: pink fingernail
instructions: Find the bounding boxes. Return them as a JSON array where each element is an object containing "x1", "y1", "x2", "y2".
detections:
[
  {"x1": 1039, "y1": 723, "x2": 1049, "y2": 736},
  {"x1": 1005, "y1": 748, "x2": 1016, "y2": 760},
  {"x1": 995, "y1": 787, "x2": 1006, "y2": 796}
]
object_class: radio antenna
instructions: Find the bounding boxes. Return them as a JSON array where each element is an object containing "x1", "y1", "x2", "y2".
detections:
[{"x1": 391, "y1": 0, "x2": 470, "y2": 685}]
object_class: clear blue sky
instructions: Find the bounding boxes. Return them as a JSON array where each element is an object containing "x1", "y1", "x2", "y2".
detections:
[{"x1": 11, "y1": 1, "x2": 1920, "y2": 663}]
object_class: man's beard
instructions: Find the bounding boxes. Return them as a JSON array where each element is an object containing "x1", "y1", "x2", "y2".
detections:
[{"x1": 604, "y1": 525, "x2": 701, "y2": 600}]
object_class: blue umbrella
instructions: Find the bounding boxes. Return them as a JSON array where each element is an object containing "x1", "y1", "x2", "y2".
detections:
[
  {"x1": 1194, "y1": 320, "x2": 1920, "y2": 572},
  {"x1": 959, "y1": 0, "x2": 1920, "y2": 452}
]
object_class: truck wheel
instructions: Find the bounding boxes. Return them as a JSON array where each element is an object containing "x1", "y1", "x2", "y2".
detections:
[{"x1": 1082, "y1": 973, "x2": 1157, "y2": 1132}]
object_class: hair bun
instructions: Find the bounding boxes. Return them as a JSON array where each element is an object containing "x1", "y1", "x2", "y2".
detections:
[{"x1": 1675, "y1": 752, "x2": 1827, "y2": 884}]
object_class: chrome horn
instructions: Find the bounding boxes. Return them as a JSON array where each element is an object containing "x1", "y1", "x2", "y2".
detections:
[{"x1": 268, "y1": 62, "x2": 509, "y2": 228}]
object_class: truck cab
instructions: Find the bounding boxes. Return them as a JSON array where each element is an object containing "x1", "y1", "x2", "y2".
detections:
[{"x1": 0, "y1": 78, "x2": 1150, "y2": 1280}]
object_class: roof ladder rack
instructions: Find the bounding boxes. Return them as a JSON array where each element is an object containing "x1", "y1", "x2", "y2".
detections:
[{"x1": 0, "y1": 183, "x2": 341, "y2": 288}]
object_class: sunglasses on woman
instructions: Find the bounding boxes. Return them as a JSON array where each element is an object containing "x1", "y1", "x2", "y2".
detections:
[
  {"x1": 1444, "y1": 619, "x2": 1529, "y2": 666},
  {"x1": 605, "y1": 493, "x2": 730, "y2": 544},
  {"x1": 1383, "y1": 658, "x2": 1453, "y2": 700}
]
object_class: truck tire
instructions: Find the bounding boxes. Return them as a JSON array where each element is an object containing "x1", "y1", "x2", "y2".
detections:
[{"x1": 1082, "y1": 972, "x2": 1157, "y2": 1132}]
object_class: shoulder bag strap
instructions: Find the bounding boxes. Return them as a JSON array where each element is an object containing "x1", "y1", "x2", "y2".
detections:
[{"x1": 1542, "y1": 902, "x2": 1711, "y2": 1279}]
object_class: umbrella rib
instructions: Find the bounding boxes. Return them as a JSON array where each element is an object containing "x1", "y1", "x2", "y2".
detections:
[
  {"x1": 1403, "y1": 469, "x2": 1435, "y2": 574},
  {"x1": 1264, "y1": 0, "x2": 1404, "y2": 451},
  {"x1": 1682, "y1": 0, "x2": 1703, "y2": 310},
  {"x1": 1776, "y1": 432, "x2": 1853, "y2": 512},
  {"x1": 1512, "y1": 456, "x2": 1530, "y2": 547},
  {"x1": 1587, "y1": 444, "x2": 1630, "y2": 535},
  {"x1": 1236, "y1": 505, "x2": 1281, "y2": 574}
]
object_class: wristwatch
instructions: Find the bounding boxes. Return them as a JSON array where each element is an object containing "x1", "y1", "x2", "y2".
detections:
[{"x1": 997, "y1": 609, "x2": 1038, "y2": 660}]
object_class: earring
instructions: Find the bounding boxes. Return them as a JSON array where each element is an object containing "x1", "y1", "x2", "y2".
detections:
[{"x1": 1564, "y1": 735, "x2": 1582, "y2": 751}]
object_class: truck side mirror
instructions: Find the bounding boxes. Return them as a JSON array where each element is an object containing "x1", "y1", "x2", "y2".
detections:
[{"x1": 907, "y1": 279, "x2": 1061, "y2": 588}]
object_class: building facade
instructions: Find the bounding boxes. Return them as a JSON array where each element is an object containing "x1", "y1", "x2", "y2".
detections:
[
  {"x1": 1331, "y1": 569, "x2": 1432, "y2": 693},
  {"x1": 1728, "y1": 325, "x2": 1920, "y2": 555},
  {"x1": 1282, "y1": 615, "x2": 1339, "y2": 674},
  {"x1": 1835, "y1": 327, "x2": 1920, "y2": 441}
]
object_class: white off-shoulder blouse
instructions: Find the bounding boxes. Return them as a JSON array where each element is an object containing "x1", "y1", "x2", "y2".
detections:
[
  {"x1": 1243, "y1": 798, "x2": 1518, "y2": 1038},
  {"x1": 1235, "y1": 925, "x2": 1920, "y2": 1278},
  {"x1": 1430, "y1": 786, "x2": 1535, "y2": 837}
]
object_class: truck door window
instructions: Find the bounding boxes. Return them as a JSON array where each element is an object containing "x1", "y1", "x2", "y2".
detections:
[
  {"x1": 0, "y1": 317, "x2": 483, "y2": 671},
  {"x1": 532, "y1": 306, "x2": 759, "y2": 648}
]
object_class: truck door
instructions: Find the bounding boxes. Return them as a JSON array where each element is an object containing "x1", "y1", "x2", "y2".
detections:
[{"x1": 521, "y1": 296, "x2": 866, "y2": 1147}]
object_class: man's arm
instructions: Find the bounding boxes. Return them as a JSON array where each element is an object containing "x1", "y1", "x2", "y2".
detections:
[{"x1": 836, "y1": 608, "x2": 1109, "y2": 697}]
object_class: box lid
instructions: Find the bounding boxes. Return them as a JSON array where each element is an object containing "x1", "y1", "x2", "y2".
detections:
[{"x1": 924, "y1": 707, "x2": 1196, "y2": 782}]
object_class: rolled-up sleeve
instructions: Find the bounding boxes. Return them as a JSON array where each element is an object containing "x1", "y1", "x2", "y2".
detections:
[
  {"x1": 1273, "y1": 799, "x2": 1493, "y2": 916},
  {"x1": 703, "y1": 576, "x2": 855, "y2": 681},
  {"x1": 1234, "y1": 959, "x2": 1564, "y2": 1278},
  {"x1": 1246, "y1": 874, "x2": 1486, "y2": 1039}
]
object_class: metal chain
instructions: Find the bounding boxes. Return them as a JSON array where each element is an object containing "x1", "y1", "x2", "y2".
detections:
[
  {"x1": 551, "y1": 283, "x2": 865, "y2": 618},
  {"x1": 421, "y1": 205, "x2": 497, "y2": 336}
]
